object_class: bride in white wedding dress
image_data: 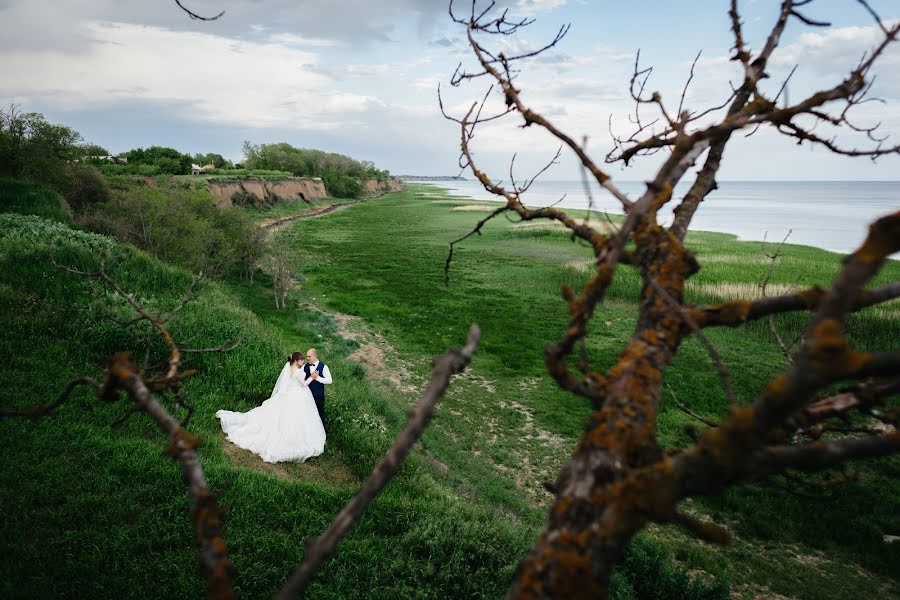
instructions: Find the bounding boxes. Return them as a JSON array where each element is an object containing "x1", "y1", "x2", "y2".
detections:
[{"x1": 217, "y1": 352, "x2": 326, "y2": 463}]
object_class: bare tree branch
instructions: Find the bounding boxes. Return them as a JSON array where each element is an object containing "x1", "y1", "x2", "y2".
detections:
[
  {"x1": 105, "y1": 351, "x2": 234, "y2": 599},
  {"x1": 666, "y1": 383, "x2": 719, "y2": 428},
  {"x1": 181, "y1": 338, "x2": 243, "y2": 354},
  {"x1": 440, "y1": 6, "x2": 900, "y2": 595},
  {"x1": 647, "y1": 277, "x2": 738, "y2": 406},
  {"x1": 691, "y1": 279, "x2": 900, "y2": 329},
  {"x1": 760, "y1": 434, "x2": 900, "y2": 472},
  {"x1": 0, "y1": 377, "x2": 99, "y2": 419},
  {"x1": 174, "y1": 0, "x2": 224, "y2": 21},
  {"x1": 760, "y1": 230, "x2": 795, "y2": 363},
  {"x1": 5, "y1": 263, "x2": 235, "y2": 599},
  {"x1": 277, "y1": 325, "x2": 481, "y2": 599}
]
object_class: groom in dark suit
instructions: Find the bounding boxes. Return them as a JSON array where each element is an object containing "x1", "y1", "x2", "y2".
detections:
[{"x1": 303, "y1": 348, "x2": 332, "y2": 427}]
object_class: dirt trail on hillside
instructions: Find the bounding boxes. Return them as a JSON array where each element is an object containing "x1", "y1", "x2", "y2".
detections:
[
  {"x1": 296, "y1": 301, "x2": 422, "y2": 395},
  {"x1": 260, "y1": 201, "x2": 358, "y2": 233},
  {"x1": 259, "y1": 186, "x2": 406, "y2": 234}
]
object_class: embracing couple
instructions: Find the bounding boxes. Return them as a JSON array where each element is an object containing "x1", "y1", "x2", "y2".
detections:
[{"x1": 216, "y1": 349, "x2": 332, "y2": 463}]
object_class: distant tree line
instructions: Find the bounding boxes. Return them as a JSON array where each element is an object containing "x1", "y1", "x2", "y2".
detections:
[
  {"x1": 242, "y1": 142, "x2": 391, "y2": 198},
  {"x1": 0, "y1": 105, "x2": 112, "y2": 212},
  {"x1": 0, "y1": 104, "x2": 393, "y2": 281},
  {"x1": 0, "y1": 105, "x2": 264, "y2": 279}
]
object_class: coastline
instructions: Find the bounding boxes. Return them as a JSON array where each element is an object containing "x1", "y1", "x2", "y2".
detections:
[{"x1": 414, "y1": 180, "x2": 899, "y2": 258}]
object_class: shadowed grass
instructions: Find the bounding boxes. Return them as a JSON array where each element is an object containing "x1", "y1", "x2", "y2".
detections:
[{"x1": 0, "y1": 177, "x2": 73, "y2": 225}]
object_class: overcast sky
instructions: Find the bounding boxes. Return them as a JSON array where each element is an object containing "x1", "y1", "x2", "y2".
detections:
[{"x1": 2, "y1": 0, "x2": 899, "y2": 180}]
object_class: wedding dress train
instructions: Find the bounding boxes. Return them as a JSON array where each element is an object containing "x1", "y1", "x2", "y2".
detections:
[{"x1": 217, "y1": 363, "x2": 326, "y2": 463}]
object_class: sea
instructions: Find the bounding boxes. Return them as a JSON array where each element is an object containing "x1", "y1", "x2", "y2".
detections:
[{"x1": 416, "y1": 180, "x2": 900, "y2": 256}]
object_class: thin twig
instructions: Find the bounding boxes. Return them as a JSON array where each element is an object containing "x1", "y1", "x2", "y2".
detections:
[
  {"x1": 0, "y1": 377, "x2": 99, "y2": 419},
  {"x1": 649, "y1": 278, "x2": 738, "y2": 406},
  {"x1": 666, "y1": 383, "x2": 719, "y2": 428},
  {"x1": 760, "y1": 229, "x2": 794, "y2": 363},
  {"x1": 174, "y1": 0, "x2": 224, "y2": 21},
  {"x1": 181, "y1": 338, "x2": 242, "y2": 354}
]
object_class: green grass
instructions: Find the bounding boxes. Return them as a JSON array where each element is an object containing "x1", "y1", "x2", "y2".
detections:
[
  {"x1": 0, "y1": 201, "x2": 729, "y2": 599},
  {"x1": 271, "y1": 184, "x2": 899, "y2": 599},
  {"x1": 0, "y1": 177, "x2": 73, "y2": 225},
  {"x1": 2, "y1": 179, "x2": 896, "y2": 599},
  {"x1": 0, "y1": 213, "x2": 535, "y2": 599}
]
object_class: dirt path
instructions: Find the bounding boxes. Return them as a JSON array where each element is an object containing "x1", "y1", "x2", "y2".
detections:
[
  {"x1": 260, "y1": 201, "x2": 359, "y2": 233},
  {"x1": 296, "y1": 301, "x2": 423, "y2": 395},
  {"x1": 259, "y1": 190, "x2": 400, "y2": 233}
]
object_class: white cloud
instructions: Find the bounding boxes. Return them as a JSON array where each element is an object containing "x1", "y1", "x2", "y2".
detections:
[
  {"x1": 342, "y1": 64, "x2": 392, "y2": 76},
  {"x1": 771, "y1": 21, "x2": 900, "y2": 75},
  {"x1": 0, "y1": 21, "x2": 384, "y2": 129},
  {"x1": 515, "y1": 0, "x2": 568, "y2": 12},
  {"x1": 541, "y1": 76, "x2": 622, "y2": 100},
  {"x1": 0, "y1": 0, "x2": 451, "y2": 48},
  {"x1": 267, "y1": 33, "x2": 344, "y2": 47}
]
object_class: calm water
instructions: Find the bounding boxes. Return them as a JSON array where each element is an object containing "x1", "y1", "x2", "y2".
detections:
[{"x1": 417, "y1": 180, "x2": 900, "y2": 255}]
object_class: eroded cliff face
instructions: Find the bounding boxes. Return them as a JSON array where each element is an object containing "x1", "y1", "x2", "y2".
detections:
[
  {"x1": 360, "y1": 178, "x2": 404, "y2": 197},
  {"x1": 207, "y1": 177, "x2": 328, "y2": 208}
]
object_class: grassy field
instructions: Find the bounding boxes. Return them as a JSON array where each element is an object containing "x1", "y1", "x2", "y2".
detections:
[
  {"x1": 1, "y1": 179, "x2": 897, "y2": 599},
  {"x1": 270, "y1": 183, "x2": 900, "y2": 600},
  {"x1": 0, "y1": 210, "x2": 534, "y2": 599},
  {"x1": 0, "y1": 181, "x2": 725, "y2": 599}
]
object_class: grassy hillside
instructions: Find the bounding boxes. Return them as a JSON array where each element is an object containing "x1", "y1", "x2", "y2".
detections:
[
  {"x1": 0, "y1": 212, "x2": 534, "y2": 599},
  {"x1": 0, "y1": 184, "x2": 725, "y2": 599},
  {"x1": 2, "y1": 179, "x2": 895, "y2": 599},
  {"x1": 274, "y1": 184, "x2": 900, "y2": 600},
  {"x1": 0, "y1": 177, "x2": 73, "y2": 225}
]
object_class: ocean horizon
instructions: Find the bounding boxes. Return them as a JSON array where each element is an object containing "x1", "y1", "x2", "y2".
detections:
[{"x1": 416, "y1": 179, "x2": 900, "y2": 256}]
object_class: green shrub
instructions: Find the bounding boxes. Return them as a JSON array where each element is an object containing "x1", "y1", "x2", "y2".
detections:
[
  {"x1": 204, "y1": 168, "x2": 292, "y2": 179},
  {"x1": 0, "y1": 177, "x2": 73, "y2": 225},
  {"x1": 121, "y1": 146, "x2": 192, "y2": 175},
  {"x1": 63, "y1": 164, "x2": 112, "y2": 213},
  {"x1": 78, "y1": 179, "x2": 264, "y2": 277},
  {"x1": 0, "y1": 106, "x2": 82, "y2": 188},
  {"x1": 94, "y1": 162, "x2": 161, "y2": 177},
  {"x1": 321, "y1": 173, "x2": 362, "y2": 199}
]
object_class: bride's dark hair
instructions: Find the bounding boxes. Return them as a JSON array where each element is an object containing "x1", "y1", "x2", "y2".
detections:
[{"x1": 288, "y1": 351, "x2": 304, "y2": 365}]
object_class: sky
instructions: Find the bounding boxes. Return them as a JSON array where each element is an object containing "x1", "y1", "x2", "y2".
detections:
[{"x1": 1, "y1": 0, "x2": 899, "y2": 181}]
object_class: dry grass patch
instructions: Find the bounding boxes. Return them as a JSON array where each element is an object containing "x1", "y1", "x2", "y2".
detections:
[
  {"x1": 685, "y1": 281, "x2": 899, "y2": 319},
  {"x1": 869, "y1": 305, "x2": 900, "y2": 319},
  {"x1": 297, "y1": 301, "x2": 421, "y2": 394},
  {"x1": 451, "y1": 204, "x2": 500, "y2": 212},
  {"x1": 221, "y1": 440, "x2": 358, "y2": 485},
  {"x1": 696, "y1": 254, "x2": 770, "y2": 265},
  {"x1": 686, "y1": 281, "x2": 800, "y2": 300},
  {"x1": 564, "y1": 258, "x2": 595, "y2": 273},
  {"x1": 511, "y1": 220, "x2": 618, "y2": 234},
  {"x1": 512, "y1": 221, "x2": 570, "y2": 232}
]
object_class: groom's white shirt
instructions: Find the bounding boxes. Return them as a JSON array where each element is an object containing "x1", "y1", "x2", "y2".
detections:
[{"x1": 303, "y1": 360, "x2": 333, "y2": 387}]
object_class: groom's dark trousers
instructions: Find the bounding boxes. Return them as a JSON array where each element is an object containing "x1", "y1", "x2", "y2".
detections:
[{"x1": 304, "y1": 362, "x2": 326, "y2": 426}]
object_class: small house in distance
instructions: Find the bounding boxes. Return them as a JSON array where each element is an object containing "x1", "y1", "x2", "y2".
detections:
[
  {"x1": 191, "y1": 163, "x2": 216, "y2": 175},
  {"x1": 84, "y1": 155, "x2": 128, "y2": 164}
]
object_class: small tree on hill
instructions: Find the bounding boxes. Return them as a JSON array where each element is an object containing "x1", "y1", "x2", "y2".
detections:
[{"x1": 263, "y1": 244, "x2": 297, "y2": 310}]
